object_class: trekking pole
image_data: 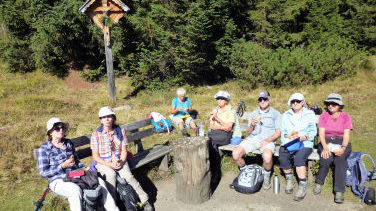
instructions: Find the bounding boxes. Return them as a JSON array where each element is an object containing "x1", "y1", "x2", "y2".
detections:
[
  {"x1": 237, "y1": 99, "x2": 246, "y2": 117},
  {"x1": 34, "y1": 186, "x2": 50, "y2": 211}
]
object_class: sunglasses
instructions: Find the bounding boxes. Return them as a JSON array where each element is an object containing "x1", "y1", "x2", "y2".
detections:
[
  {"x1": 325, "y1": 102, "x2": 339, "y2": 107},
  {"x1": 216, "y1": 97, "x2": 227, "y2": 101},
  {"x1": 53, "y1": 125, "x2": 65, "y2": 131},
  {"x1": 290, "y1": 100, "x2": 302, "y2": 104},
  {"x1": 258, "y1": 97, "x2": 269, "y2": 102}
]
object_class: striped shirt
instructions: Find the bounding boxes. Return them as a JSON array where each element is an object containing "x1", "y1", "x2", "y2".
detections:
[
  {"x1": 37, "y1": 139, "x2": 85, "y2": 182},
  {"x1": 90, "y1": 128, "x2": 128, "y2": 161}
]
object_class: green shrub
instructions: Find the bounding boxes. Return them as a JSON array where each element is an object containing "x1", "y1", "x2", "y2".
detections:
[{"x1": 228, "y1": 36, "x2": 364, "y2": 88}]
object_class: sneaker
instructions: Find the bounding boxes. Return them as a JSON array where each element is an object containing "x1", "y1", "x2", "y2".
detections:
[
  {"x1": 285, "y1": 175, "x2": 295, "y2": 194},
  {"x1": 313, "y1": 183, "x2": 322, "y2": 195},
  {"x1": 334, "y1": 192, "x2": 344, "y2": 204},
  {"x1": 293, "y1": 182, "x2": 307, "y2": 201},
  {"x1": 263, "y1": 171, "x2": 272, "y2": 190},
  {"x1": 138, "y1": 201, "x2": 154, "y2": 211}
]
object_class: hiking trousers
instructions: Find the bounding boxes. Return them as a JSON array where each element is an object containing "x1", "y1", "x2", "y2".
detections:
[
  {"x1": 315, "y1": 143, "x2": 352, "y2": 192},
  {"x1": 49, "y1": 178, "x2": 118, "y2": 211},
  {"x1": 96, "y1": 162, "x2": 149, "y2": 203}
]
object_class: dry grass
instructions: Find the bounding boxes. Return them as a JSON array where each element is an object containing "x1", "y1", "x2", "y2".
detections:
[{"x1": 0, "y1": 56, "x2": 375, "y2": 210}]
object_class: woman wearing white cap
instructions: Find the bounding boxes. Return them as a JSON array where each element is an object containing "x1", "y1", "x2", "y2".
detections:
[
  {"x1": 37, "y1": 118, "x2": 118, "y2": 211},
  {"x1": 208, "y1": 91, "x2": 235, "y2": 185},
  {"x1": 279, "y1": 93, "x2": 317, "y2": 201},
  {"x1": 90, "y1": 106, "x2": 153, "y2": 211},
  {"x1": 313, "y1": 93, "x2": 352, "y2": 203}
]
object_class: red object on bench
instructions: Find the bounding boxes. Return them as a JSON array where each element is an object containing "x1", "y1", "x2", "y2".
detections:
[{"x1": 68, "y1": 170, "x2": 85, "y2": 178}]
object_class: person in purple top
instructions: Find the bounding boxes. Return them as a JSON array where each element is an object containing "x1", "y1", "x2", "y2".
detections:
[{"x1": 313, "y1": 93, "x2": 353, "y2": 203}]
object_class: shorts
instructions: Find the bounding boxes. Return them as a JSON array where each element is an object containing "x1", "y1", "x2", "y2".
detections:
[
  {"x1": 239, "y1": 137, "x2": 275, "y2": 154},
  {"x1": 279, "y1": 146, "x2": 313, "y2": 169},
  {"x1": 172, "y1": 116, "x2": 193, "y2": 126}
]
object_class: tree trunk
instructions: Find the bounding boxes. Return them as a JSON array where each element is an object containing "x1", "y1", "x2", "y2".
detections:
[{"x1": 173, "y1": 137, "x2": 211, "y2": 204}]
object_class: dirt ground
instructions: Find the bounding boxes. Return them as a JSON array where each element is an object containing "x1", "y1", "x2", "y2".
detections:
[{"x1": 151, "y1": 171, "x2": 364, "y2": 211}]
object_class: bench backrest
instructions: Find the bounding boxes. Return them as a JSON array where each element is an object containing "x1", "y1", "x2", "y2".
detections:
[{"x1": 34, "y1": 118, "x2": 155, "y2": 160}]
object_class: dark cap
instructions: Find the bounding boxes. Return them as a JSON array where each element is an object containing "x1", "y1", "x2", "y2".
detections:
[{"x1": 258, "y1": 90, "x2": 270, "y2": 98}]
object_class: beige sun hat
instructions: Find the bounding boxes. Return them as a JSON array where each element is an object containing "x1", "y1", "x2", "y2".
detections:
[
  {"x1": 98, "y1": 106, "x2": 116, "y2": 118},
  {"x1": 324, "y1": 93, "x2": 344, "y2": 106},
  {"x1": 46, "y1": 117, "x2": 68, "y2": 135}
]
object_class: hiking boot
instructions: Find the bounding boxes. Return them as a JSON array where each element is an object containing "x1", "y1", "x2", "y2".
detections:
[
  {"x1": 263, "y1": 171, "x2": 272, "y2": 190},
  {"x1": 334, "y1": 192, "x2": 344, "y2": 204},
  {"x1": 293, "y1": 182, "x2": 307, "y2": 201},
  {"x1": 181, "y1": 128, "x2": 189, "y2": 137},
  {"x1": 313, "y1": 183, "x2": 322, "y2": 195},
  {"x1": 138, "y1": 201, "x2": 154, "y2": 211},
  {"x1": 285, "y1": 175, "x2": 295, "y2": 194}
]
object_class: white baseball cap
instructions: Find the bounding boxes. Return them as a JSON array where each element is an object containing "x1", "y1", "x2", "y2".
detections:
[
  {"x1": 46, "y1": 117, "x2": 68, "y2": 134},
  {"x1": 214, "y1": 90, "x2": 230, "y2": 100},
  {"x1": 98, "y1": 106, "x2": 116, "y2": 118},
  {"x1": 288, "y1": 93, "x2": 305, "y2": 106}
]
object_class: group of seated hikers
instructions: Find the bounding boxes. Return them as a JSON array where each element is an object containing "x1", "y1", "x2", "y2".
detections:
[
  {"x1": 172, "y1": 88, "x2": 352, "y2": 204},
  {"x1": 37, "y1": 88, "x2": 352, "y2": 210}
]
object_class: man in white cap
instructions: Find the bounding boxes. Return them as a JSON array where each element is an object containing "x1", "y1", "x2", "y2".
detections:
[{"x1": 232, "y1": 90, "x2": 281, "y2": 190}]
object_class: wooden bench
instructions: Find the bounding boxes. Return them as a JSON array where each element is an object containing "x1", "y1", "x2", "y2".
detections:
[
  {"x1": 34, "y1": 118, "x2": 172, "y2": 171},
  {"x1": 218, "y1": 111, "x2": 320, "y2": 184}
]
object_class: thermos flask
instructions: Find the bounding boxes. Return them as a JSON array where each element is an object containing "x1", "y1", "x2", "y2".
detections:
[{"x1": 273, "y1": 175, "x2": 280, "y2": 194}]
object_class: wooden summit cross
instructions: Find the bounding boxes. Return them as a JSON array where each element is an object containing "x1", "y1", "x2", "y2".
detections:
[{"x1": 79, "y1": 0, "x2": 129, "y2": 103}]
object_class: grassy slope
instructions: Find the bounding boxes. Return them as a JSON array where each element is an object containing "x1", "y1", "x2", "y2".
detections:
[{"x1": 0, "y1": 59, "x2": 375, "y2": 210}]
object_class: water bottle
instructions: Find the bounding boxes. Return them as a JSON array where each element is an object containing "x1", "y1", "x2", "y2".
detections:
[
  {"x1": 199, "y1": 121, "x2": 205, "y2": 137},
  {"x1": 273, "y1": 175, "x2": 280, "y2": 194}
]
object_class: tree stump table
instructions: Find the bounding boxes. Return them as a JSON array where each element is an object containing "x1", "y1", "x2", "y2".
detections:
[{"x1": 173, "y1": 137, "x2": 211, "y2": 204}]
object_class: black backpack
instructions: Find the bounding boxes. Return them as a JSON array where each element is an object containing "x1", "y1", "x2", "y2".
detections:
[{"x1": 116, "y1": 176, "x2": 139, "y2": 211}]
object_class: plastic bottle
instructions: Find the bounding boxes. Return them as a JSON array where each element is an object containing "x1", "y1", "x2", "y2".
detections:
[
  {"x1": 273, "y1": 175, "x2": 280, "y2": 194},
  {"x1": 199, "y1": 121, "x2": 205, "y2": 137}
]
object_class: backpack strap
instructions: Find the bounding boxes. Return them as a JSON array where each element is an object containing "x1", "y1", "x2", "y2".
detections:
[{"x1": 360, "y1": 153, "x2": 376, "y2": 203}]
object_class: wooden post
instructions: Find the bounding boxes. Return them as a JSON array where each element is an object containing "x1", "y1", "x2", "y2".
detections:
[
  {"x1": 103, "y1": 18, "x2": 116, "y2": 104},
  {"x1": 173, "y1": 137, "x2": 211, "y2": 204},
  {"x1": 79, "y1": 0, "x2": 130, "y2": 104}
]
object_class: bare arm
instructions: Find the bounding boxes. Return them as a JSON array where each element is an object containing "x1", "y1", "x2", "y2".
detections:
[{"x1": 319, "y1": 127, "x2": 331, "y2": 159}]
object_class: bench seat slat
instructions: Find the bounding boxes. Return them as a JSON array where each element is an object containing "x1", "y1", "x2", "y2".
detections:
[
  {"x1": 71, "y1": 135, "x2": 91, "y2": 148},
  {"x1": 127, "y1": 128, "x2": 155, "y2": 143},
  {"x1": 120, "y1": 119, "x2": 152, "y2": 131},
  {"x1": 218, "y1": 144, "x2": 319, "y2": 160},
  {"x1": 133, "y1": 145, "x2": 172, "y2": 169}
]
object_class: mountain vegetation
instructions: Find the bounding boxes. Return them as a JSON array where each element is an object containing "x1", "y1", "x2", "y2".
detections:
[{"x1": 1, "y1": 0, "x2": 375, "y2": 90}]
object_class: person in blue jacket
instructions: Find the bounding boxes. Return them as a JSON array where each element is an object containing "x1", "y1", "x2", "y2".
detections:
[
  {"x1": 170, "y1": 87, "x2": 198, "y2": 136},
  {"x1": 279, "y1": 93, "x2": 317, "y2": 201}
]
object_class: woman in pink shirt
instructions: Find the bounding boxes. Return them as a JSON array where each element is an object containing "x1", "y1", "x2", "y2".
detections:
[{"x1": 313, "y1": 93, "x2": 353, "y2": 203}]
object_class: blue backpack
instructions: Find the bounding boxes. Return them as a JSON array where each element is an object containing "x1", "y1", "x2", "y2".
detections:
[
  {"x1": 151, "y1": 118, "x2": 172, "y2": 133},
  {"x1": 346, "y1": 152, "x2": 376, "y2": 203}
]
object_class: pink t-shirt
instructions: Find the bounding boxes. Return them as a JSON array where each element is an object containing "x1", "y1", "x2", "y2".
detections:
[{"x1": 318, "y1": 112, "x2": 353, "y2": 137}]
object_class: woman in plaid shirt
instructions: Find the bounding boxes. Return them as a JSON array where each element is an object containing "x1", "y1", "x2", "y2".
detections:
[
  {"x1": 91, "y1": 106, "x2": 153, "y2": 211},
  {"x1": 37, "y1": 117, "x2": 118, "y2": 211}
]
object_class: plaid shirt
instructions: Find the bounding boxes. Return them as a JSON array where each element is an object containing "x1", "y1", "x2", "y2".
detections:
[
  {"x1": 90, "y1": 128, "x2": 128, "y2": 161},
  {"x1": 37, "y1": 139, "x2": 85, "y2": 182}
]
